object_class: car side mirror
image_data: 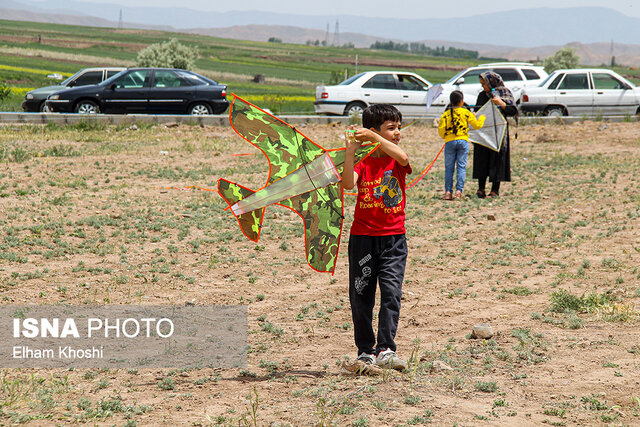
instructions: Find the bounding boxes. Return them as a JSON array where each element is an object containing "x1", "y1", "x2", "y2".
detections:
[
  {"x1": 110, "y1": 84, "x2": 117, "y2": 91},
  {"x1": 67, "y1": 81, "x2": 76, "y2": 88},
  {"x1": 455, "y1": 78, "x2": 464, "y2": 85}
]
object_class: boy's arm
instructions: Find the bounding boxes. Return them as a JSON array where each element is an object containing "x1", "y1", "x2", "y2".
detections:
[
  {"x1": 354, "y1": 128, "x2": 409, "y2": 167},
  {"x1": 341, "y1": 133, "x2": 360, "y2": 190}
]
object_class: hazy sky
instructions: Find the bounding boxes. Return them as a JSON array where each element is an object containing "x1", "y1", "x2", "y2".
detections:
[{"x1": 65, "y1": 0, "x2": 640, "y2": 19}]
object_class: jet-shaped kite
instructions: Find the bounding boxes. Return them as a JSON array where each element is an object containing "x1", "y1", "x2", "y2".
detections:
[{"x1": 217, "y1": 95, "x2": 379, "y2": 274}]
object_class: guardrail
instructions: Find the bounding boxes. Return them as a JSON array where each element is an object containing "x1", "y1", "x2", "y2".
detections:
[{"x1": 0, "y1": 112, "x2": 636, "y2": 125}]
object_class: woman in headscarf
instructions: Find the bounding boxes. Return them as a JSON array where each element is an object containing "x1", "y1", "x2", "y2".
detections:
[{"x1": 472, "y1": 71, "x2": 518, "y2": 198}]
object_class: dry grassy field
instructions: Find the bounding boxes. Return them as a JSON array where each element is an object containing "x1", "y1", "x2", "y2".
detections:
[{"x1": 0, "y1": 119, "x2": 639, "y2": 426}]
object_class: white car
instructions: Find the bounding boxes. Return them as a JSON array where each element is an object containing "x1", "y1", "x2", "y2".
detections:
[
  {"x1": 520, "y1": 68, "x2": 640, "y2": 117},
  {"x1": 314, "y1": 71, "x2": 432, "y2": 116},
  {"x1": 428, "y1": 63, "x2": 548, "y2": 115}
]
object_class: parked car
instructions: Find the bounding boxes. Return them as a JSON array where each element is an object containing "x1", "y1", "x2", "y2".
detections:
[
  {"x1": 314, "y1": 71, "x2": 432, "y2": 116},
  {"x1": 22, "y1": 67, "x2": 125, "y2": 112},
  {"x1": 45, "y1": 68, "x2": 229, "y2": 115},
  {"x1": 428, "y1": 63, "x2": 548, "y2": 115},
  {"x1": 520, "y1": 68, "x2": 640, "y2": 117}
]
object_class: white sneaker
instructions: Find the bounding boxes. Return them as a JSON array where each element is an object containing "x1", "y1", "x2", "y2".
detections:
[
  {"x1": 375, "y1": 348, "x2": 407, "y2": 371},
  {"x1": 356, "y1": 353, "x2": 376, "y2": 365}
]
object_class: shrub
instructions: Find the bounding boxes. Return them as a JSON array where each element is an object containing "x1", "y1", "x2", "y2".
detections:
[
  {"x1": 0, "y1": 82, "x2": 11, "y2": 102},
  {"x1": 136, "y1": 38, "x2": 198, "y2": 70},
  {"x1": 543, "y1": 47, "x2": 580, "y2": 73}
]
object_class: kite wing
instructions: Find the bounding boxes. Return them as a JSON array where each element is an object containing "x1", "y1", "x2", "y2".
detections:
[
  {"x1": 219, "y1": 94, "x2": 379, "y2": 273},
  {"x1": 469, "y1": 102, "x2": 507, "y2": 152},
  {"x1": 229, "y1": 95, "x2": 325, "y2": 184},
  {"x1": 426, "y1": 84, "x2": 443, "y2": 111}
]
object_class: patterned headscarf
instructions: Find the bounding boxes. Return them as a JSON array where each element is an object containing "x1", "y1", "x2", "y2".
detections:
[{"x1": 480, "y1": 71, "x2": 515, "y2": 106}]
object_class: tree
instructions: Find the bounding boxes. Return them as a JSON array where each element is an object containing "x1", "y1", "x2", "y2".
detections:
[
  {"x1": 543, "y1": 47, "x2": 580, "y2": 73},
  {"x1": 136, "y1": 38, "x2": 198, "y2": 70}
]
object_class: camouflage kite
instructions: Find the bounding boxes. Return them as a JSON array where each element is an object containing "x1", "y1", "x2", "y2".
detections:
[{"x1": 217, "y1": 95, "x2": 379, "y2": 274}]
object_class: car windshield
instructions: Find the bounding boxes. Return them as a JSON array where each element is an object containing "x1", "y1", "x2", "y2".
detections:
[
  {"x1": 339, "y1": 73, "x2": 365, "y2": 85},
  {"x1": 100, "y1": 70, "x2": 128, "y2": 86},
  {"x1": 537, "y1": 72, "x2": 557, "y2": 87},
  {"x1": 60, "y1": 69, "x2": 87, "y2": 86},
  {"x1": 445, "y1": 70, "x2": 466, "y2": 84}
]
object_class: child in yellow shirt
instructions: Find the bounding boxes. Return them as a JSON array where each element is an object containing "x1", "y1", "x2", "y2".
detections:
[{"x1": 438, "y1": 90, "x2": 485, "y2": 200}]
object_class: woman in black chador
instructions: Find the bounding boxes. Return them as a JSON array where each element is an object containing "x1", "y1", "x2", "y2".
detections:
[{"x1": 472, "y1": 71, "x2": 518, "y2": 198}]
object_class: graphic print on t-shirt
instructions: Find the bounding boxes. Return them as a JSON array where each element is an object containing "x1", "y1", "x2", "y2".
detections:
[{"x1": 373, "y1": 170, "x2": 402, "y2": 207}]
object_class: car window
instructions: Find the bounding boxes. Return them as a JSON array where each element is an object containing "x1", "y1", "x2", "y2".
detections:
[
  {"x1": 592, "y1": 73, "x2": 626, "y2": 90},
  {"x1": 72, "y1": 71, "x2": 103, "y2": 86},
  {"x1": 153, "y1": 70, "x2": 190, "y2": 88},
  {"x1": 362, "y1": 74, "x2": 398, "y2": 90},
  {"x1": 548, "y1": 74, "x2": 564, "y2": 89},
  {"x1": 397, "y1": 74, "x2": 427, "y2": 91},
  {"x1": 113, "y1": 70, "x2": 152, "y2": 89},
  {"x1": 493, "y1": 68, "x2": 523, "y2": 81},
  {"x1": 106, "y1": 70, "x2": 121, "y2": 78},
  {"x1": 559, "y1": 73, "x2": 590, "y2": 90},
  {"x1": 340, "y1": 73, "x2": 365, "y2": 86},
  {"x1": 522, "y1": 69, "x2": 541, "y2": 80},
  {"x1": 459, "y1": 69, "x2": 484, "y2": 84},
  {"x1": 176, "y1": 71, "x2": 209, "y2": 86}
]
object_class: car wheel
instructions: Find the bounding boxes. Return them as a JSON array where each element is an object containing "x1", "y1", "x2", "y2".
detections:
[
  {"x1": 189, "y1": 103, "x2": 212, "y2": 115},
  {"x1": 344, "y1": 102, "x2": 366, "y2": 117},
  {"x1": 74, "y1": 100, "x2": 100, "y2": 114},
  {"x1": 39, "y1": 102, "x2": 50, "y2": 113},
  {"x1": 544, "y1": 106, "x2": 565, "y2": 117}
]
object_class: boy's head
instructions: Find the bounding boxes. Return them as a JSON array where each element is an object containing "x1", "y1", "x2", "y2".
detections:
[
  {"x1": 449, "y1": 90, "x2": 464, "y2": 107},
  {"x1": 362, "y1": 104, "x2": 402, "y2": 131}
]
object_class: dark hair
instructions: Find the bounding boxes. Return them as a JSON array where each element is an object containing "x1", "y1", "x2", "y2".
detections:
[
  {"x1": 447, "y1": 90, "x2": 464, "y2": 135},
  {"x1": 362, "y1": 104, "x2": 402, "y2": 130},
  {"x1": 449, "y1": 90, "x2": 463, "y2": 106}
]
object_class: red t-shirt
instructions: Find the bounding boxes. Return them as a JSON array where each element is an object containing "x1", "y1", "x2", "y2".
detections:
[{"x1": 350, "y1": 155, "x2": 412, "y2": 236}]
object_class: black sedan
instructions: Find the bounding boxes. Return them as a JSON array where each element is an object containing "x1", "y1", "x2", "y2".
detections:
[{"x1": 45, "y1": 68, "x2": 229, "y2": 115}]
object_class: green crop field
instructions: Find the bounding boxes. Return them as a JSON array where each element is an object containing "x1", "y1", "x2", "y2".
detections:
[{"x1": 1, "y1": 18, "x2": 640, "y2": 114}]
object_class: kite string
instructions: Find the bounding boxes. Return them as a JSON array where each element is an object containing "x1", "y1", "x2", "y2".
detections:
[{"x1": 406, "y1": 141, "x2": 446, "y2": 189}]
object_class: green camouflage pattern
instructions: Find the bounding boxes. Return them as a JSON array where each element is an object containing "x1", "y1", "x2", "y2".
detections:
[
  {"x1": 279, "y1": 182, "x2": 343, "y2": 273},
  {"x1": 217, "y1": 178, "x2": 263, "y2": 241},
  {"x1": 230, "y1": 97, "x2": 324, "y2": 184},
  {"x1": 326, "y1": 143, "x2": 379, "y2": 173},
  {"x1": 221, "y1": 95, "x2": 382, "y2": 273}
]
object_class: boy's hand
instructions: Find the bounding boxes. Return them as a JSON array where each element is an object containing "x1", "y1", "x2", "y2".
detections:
[
  {"x1": 478, "y1": 114, "x2": 486, "y2": 120},
  {"x1": 353, "y1": 128, "x2": 379, "y2": 143},
  {"x1": 345, "y1": 129, "x2": 361, "y2": 153}
]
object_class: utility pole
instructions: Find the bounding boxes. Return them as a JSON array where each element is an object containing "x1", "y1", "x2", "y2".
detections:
[
  {"x1": 333, "y1": 19, "x2": 340, "y2": 46},
  {"x1": 118, "y1": 9, "x2": 123, "y2": 29},
  {"x1": 324, "y1": 23, "x2": 329, "y2": 46},
  {"x1": 609, "y1": 39, "x2": 615, "y2": 67},
  {"x1": 355, "y1": 54, "x2": 358, "y2": 74}
]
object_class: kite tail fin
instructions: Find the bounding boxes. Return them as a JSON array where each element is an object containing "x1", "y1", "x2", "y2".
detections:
[{"x1": 217, "y1": 178, "x2": 264, "y2": 242}]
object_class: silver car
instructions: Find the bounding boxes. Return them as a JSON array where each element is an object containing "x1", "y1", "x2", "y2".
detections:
[{"x1": 520, "y1": 68, "x2": 640, "y2": 117}]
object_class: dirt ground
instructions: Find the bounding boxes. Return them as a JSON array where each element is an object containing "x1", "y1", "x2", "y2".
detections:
[{"x1": 0, "y1": 118, "x2": 639, "y2": 426}]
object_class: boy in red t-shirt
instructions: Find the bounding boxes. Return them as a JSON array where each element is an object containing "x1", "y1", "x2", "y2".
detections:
[{"x1": 342, "y1": 104, "x2": 412, "y2": 371}]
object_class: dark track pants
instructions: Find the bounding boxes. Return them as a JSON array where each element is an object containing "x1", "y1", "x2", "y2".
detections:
[{"x1": 348, "y1": 234, "x2": 407, "y2": 356}]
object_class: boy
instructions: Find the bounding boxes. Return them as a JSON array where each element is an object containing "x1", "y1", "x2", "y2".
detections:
[{"x1": 342, "y1": 104, "x2": 412, "y2": 371}]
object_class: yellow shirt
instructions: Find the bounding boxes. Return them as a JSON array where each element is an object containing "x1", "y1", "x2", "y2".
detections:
[{"x1": 438, "y1": 107, "x2": 485, "y2": 142}]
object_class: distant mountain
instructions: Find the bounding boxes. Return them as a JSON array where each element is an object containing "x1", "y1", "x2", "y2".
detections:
[
  {"x1": 186, "y1": 25, "x2": 382, "y2": 47},
  {"x1": 0, "y1": 7, "x2": 168, "y2": 30},
  {"x1": 5, "y1": 2, "x2": 640, "y2": 47},
  {"x1": 3, "y1": 2, "x2": 640, "y2": 66}
]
